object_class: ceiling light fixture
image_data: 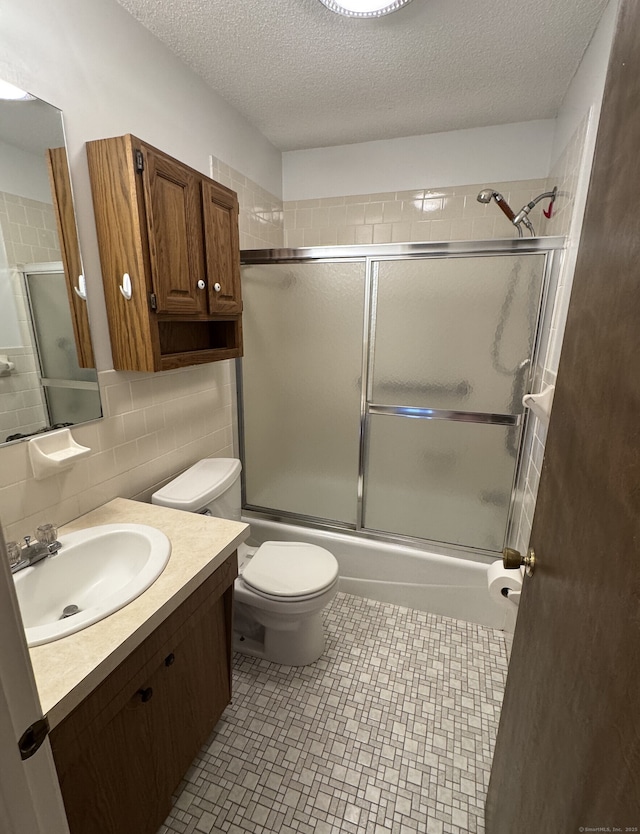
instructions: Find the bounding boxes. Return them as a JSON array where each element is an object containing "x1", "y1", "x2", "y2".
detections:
[
  {"x1": 318, "y1": 0, "x2": 413, "y2": 18},
  {"x1": 0, "y1": 80, "x2": 35, "y2": 101}
]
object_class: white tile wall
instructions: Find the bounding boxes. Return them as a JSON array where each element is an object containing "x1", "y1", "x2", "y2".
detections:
[
  {"x1": 512, "y1": 114, "x2": 591, "y2": 554},
  {"x1": 0, "y1": 191, "x2": 61, "y2": 265},
  {"x1": 283, "y1": 178, "x2": 552, "y2": 247},
  {"x1": 0, "y1": 363, "x2": 234, "y2": 543},
  {"x1": 210, "y1": 157, "x2": 284, "y2": 250}
]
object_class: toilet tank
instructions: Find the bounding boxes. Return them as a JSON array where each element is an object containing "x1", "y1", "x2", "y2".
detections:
[{"x1": 151, "y1": 458, "x2": 242, "y2": 521}]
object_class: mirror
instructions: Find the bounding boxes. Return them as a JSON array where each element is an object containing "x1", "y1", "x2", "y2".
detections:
[{"x1": 0, "y1": 83, "x2": 102, "y2": 445}]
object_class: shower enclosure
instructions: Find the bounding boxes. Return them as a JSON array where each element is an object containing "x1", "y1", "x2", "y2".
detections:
[{"x1": 238, "y1": 239, "x2": 562, "y2": 555}]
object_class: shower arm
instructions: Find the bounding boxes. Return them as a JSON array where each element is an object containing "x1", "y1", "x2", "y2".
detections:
[{"x1": 513, "y1": 187, "x2": 558, "y2": 234}]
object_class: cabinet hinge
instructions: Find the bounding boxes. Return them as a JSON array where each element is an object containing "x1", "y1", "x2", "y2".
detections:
[
  {"x1": 18, "y1": 716, "x2": 50, "y2": 761},
  {"x1": 134, "y1": 149, "x2": 144, "y2": 173},
  {"x1": 149, "y1": 292, "x2": 157, "y2": 311}
]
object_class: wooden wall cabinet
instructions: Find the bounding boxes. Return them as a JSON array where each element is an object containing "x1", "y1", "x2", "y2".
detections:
[
  {"x1": 86, "y1": 135, "x2": 242, "y2": 372},
  {"x1": 49, "y1": 556, "x2": 237, "y2": 834}
]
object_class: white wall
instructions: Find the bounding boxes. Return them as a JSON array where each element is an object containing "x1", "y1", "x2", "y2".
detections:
[
  {"x1": 550, "y1": 0, "x2": 619, "y2": 169},
  {"x1": 282, "y1": 119, "x2": 556, "y2": 201},
  {"x1": 0, "y1": 141, "x2": 53, "y2": 204},
  {"x1": 0, "y1": 0, "x2": 282, "y2": 370}
]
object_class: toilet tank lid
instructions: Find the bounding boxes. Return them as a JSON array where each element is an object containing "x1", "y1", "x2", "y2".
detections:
[{"x1": 151, "y1": 458, "x2": 241, "y2": 512}]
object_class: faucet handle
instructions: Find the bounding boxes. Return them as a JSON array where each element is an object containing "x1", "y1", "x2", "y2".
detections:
[
  {"x1": 23, "y1": 535, "x2": 32, "y2": 548},
  {"x1": 36, "y1": 523, "x2": 58, "y2": 545},
  {"x1": 6, "y1": 541, "x2": 22, "y2": 568}
]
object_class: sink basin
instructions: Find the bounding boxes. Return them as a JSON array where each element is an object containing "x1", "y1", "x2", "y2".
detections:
[{"x1": 14, "y1": 523, "x2": 171, "y2": 647}]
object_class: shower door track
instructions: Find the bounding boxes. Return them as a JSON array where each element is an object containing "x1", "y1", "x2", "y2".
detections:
[{"x1": 239, "y1": 237, "x2": 564, "y2": 555}]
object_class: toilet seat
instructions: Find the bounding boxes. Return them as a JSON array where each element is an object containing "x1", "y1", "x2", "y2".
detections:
[{"x1": 241, "y1": 541, "x2": 339, "y2": 599}]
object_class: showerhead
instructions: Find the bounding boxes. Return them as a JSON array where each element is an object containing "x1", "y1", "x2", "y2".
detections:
[
  {"x1": 476, "y1": 188, "x2": 517, "y2": 223},
  {"x1": 477, "y1": 189, "x2": 496, "y2": 204}
]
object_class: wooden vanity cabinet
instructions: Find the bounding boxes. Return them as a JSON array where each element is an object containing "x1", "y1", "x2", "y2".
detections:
[
  {"x1": 49, "y1": 555, "x2": 237, "y2": 834},
  {"x1": 86, "y1": 134, "x2": 242, "y2": 371}
]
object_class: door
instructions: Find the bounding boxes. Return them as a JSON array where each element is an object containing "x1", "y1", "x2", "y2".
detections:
[
  {"x1": 141, "y1": 144, "x2": 208, "y2": 315},
  {"x1": 363, "y1": 254, "x2": 546, "y2": 552},
  {"x1": 202, "y1": 179, "x2": 242, "y2": 314},
  {"x1": 486, "y1": 2, "x2": 640, "y2": 830},
  {"x1": 0, "y1": 528, "x2": 70, "y2": 834}
]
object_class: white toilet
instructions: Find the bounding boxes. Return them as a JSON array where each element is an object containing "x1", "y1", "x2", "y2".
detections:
[{"x1": 151, "y1": 458, "x2": 339, "y2": 666}]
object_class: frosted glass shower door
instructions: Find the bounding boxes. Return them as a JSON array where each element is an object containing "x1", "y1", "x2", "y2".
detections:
[
  {"x1": 363, "y1": 254, "x2": 546, "y2": 551},
  {"x1": 25, "y1": 269, "x2": 100, "y2": 426},
  {"x1": 241, "y1": 262, "x2": 366, "y2": 524}
]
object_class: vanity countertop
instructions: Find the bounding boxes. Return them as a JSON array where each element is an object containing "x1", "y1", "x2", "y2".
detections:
[{"x1": 29, "y1": 497, "x2": 248, "y2": 729}]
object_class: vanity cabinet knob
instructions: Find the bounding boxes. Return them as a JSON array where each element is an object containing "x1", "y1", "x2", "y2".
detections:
[
  {"x1": 213, "y1": 282, "x2": 221, "y2": 292},
  {"x1": 138, "y1": 687, "x2": 153, "y2": 703},
  {"x1": 164, "y1": 653, "x2": 175, "y2": 667},
  {"x1": 197, "y1": 279, "x2": 206, "y2": 290}
]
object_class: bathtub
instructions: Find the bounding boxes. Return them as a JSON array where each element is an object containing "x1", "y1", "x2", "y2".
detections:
[{"x1": 243, "y1": 515, "x2": 517, "y2": 631}]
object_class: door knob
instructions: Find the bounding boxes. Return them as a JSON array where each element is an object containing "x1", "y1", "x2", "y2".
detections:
[{"x1": 502, "y1": 546, "x2": 536, "y2": 577}]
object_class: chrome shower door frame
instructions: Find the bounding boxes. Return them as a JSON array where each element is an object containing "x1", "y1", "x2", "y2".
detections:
[{"x1": 239, "y1": 237, "x2": 563, "y2": 557}]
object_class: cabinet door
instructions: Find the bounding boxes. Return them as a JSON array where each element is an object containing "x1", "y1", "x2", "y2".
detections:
[
  {"x1": 54, "y1": 677, "x2": 171, "y2": 834},
  {"x1": 202, "y1": 179, "x2": 242, "y2": 314},
  {"x1": 157, "y1": 586, "x2": 232, "y2": 792},
  {"x1": 50, "y1": 560, "x2": 236, "y2": 834},
  {"x1": 142, "y1": 146, "x2": 208, "y2": 315}
]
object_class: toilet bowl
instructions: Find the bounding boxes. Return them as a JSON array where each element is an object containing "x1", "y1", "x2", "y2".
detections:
[{"x1": 151, "y1": 458, "x2": 339, "y2": 666}]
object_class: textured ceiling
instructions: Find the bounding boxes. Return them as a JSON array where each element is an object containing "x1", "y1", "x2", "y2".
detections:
[{"x1": 115, "y1": 0, "x2": 608, "y2": 151}]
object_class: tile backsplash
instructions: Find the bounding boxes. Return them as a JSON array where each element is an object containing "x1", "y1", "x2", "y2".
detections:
[{"x1": 0, "y1": 363, "x2": 234, "y2": 543}]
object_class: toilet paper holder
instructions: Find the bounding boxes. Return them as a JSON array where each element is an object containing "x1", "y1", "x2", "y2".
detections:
[{"x1": 503, "y1": 546, "x2": 536, "y2": 577}]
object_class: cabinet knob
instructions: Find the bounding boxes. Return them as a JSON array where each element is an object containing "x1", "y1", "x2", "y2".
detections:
[
  {"x1": 197, "y1": 279, "x2": 206, "y2": 290},
  {"x1": 213, "y1": 282, "x2": 221, "y2": 292},
  {"x1": 164, "y1": 653, "x2": 175, "y2": 667},
  {"x1": 138, "y1": 687, "x2": 153, "y2": 703}
]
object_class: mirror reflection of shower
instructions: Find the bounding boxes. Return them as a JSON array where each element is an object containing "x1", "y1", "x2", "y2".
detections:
[
  {"x1": 477, "y1": 186, "x2": 557, "y2": 237},
  {"x1": 3, "y1": 262, "x2": 101, "y2": 443}
]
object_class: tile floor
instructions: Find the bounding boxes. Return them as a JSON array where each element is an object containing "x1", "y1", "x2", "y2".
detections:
[{"x1": 158, "y1": 592, "x2": 510, "y2": 834}]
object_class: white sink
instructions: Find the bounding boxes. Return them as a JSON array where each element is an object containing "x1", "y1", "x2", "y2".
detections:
[{"x1": 14, "y1": 523, "x2": 171, "y2": 647}]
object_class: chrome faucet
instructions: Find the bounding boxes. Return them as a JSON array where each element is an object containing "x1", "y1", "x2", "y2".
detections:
[{"x1": 10, "y1": 534, "x2": 62, "y2": 574}]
